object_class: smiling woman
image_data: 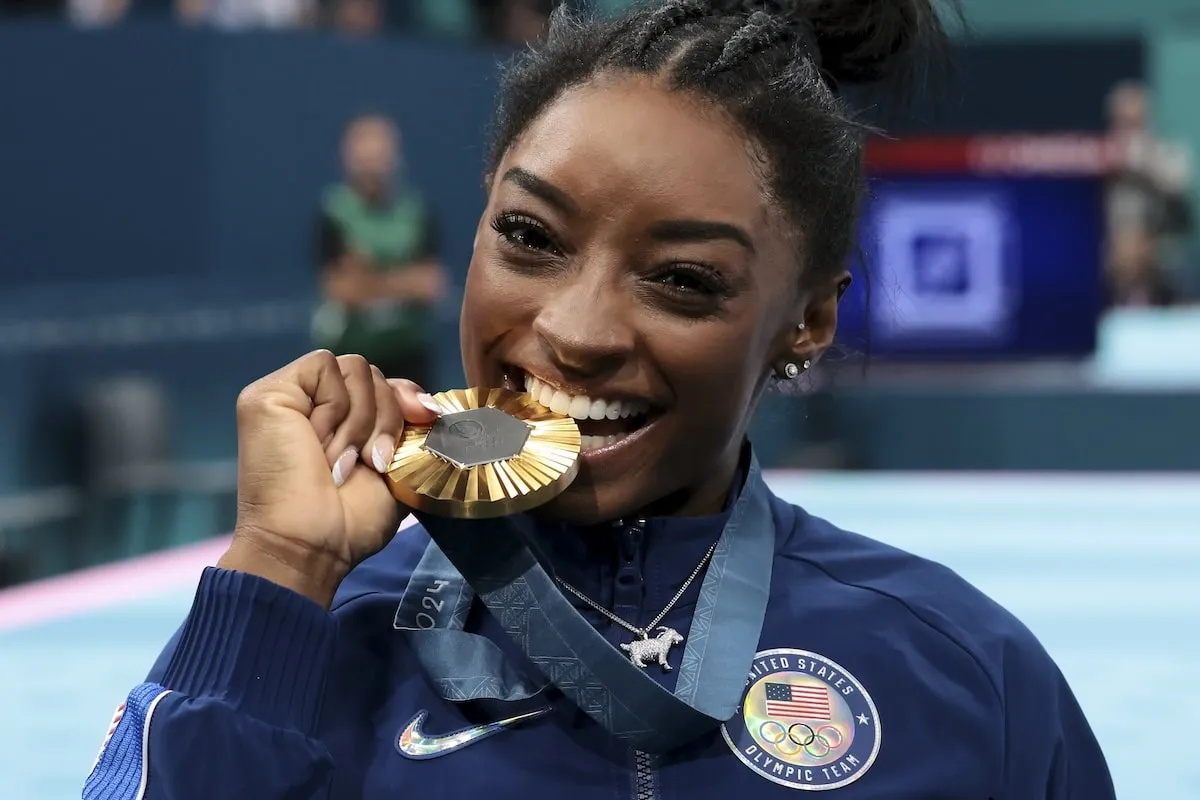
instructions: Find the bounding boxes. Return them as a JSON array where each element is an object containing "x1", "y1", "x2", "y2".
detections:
[
  {"x1": 85, "y1": 2, "x2": 1117, "y2": 799},
  {"x1": 466, "y1": 73, "x2": 799, "y2": 522}
]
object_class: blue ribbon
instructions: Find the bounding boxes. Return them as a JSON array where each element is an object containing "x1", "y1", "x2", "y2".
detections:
[{"x1": 395, "y1": 457, "x2": 775, "y2": 753}]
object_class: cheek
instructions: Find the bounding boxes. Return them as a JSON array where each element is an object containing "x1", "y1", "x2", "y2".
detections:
[
  {"x1": 461, "y1": 255, "x2": 533, "y2": 350},
  {"x1": 466, "y1": 255, "x2": 528, "y2": 314},
  {"x1": 651, "y1": 333, "x2": 762, "y2": 478},
  {"x1": 657, "y1": 328, "x2": 764, "y2": 421}
]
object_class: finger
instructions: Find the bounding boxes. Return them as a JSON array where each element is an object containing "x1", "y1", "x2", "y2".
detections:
[
  {"x1": 278, "y1": 350, "x2": 350, "y2": 451},
  {"x1": 387, "y1": 378, "x2": 443, "y2": 423},
  {"x1": 365, "y1": 366, "x2": 404, "y2": 474},
  {"x1": 336, "y1": 447, "x2": 404, "y2": 543},
  {"x1": 324, "y1": 355, "x2": 378, "y2": 482}
]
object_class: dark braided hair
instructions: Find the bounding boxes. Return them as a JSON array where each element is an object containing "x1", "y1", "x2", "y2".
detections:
[{"x1": 485, "y1": 0, "x2": 953, "y2": 301}]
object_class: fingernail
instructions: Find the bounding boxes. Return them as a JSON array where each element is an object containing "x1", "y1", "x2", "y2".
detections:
[
  {"x1": 416, "y1": 393, "x2": 443, "y2": 415},
  {"x1": 332, "y1": 447, "x2": 358, "y2": 488},
  {"x1": 371, "y1": 434, "x2": 395, "y2": 474}
]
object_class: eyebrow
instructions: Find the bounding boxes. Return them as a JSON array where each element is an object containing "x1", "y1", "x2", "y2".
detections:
[
  {"x1": 500, "y1": 166, "x2": 755, "y2": 254},
  {"x1": 501, "y1": 167, "x2": 579, "y2": 216},
  {"x1": 647, "y1": 219, "x2": 755, "y2": 254}
]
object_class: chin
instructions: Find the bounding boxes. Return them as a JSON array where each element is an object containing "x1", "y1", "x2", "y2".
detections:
[
  {"x1": 532, "y1": 478, "x2": 638, "y2": 528},
  {"x1": 528, "y1": 434, "x2": 666, "y2": 524}
]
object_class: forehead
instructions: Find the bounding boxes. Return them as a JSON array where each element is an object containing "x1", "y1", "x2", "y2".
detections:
[
  {"x1": 500, "y1": 74, "x2": 774, "y2": 232},
  {"x1": 346, "y1": 121, "x2": 395, "y2": 152}
]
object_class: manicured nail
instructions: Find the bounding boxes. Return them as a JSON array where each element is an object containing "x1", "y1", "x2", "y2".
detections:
[
  {"x1": 332, "y1": 447, "x2": 358, "y2": 488},
  {"x1": 416, "y1": 393, "x2": 442, "y2": 415},
  {"x1": 371, "y1": 434, "x2": 395, "y2": 474}
]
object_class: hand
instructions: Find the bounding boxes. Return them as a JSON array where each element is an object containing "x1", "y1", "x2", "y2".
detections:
[
  {"x1": 323, "y1": 257, "x2": 377, "y2": 308},
  {"x1": 218, "y1": 350, "x2": 440, "y2": 607},
  {"x1": 381, "y1": 261, "x2": 446, "y2": 303}
]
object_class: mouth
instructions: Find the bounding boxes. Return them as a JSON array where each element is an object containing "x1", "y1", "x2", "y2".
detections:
[{"x1": 503, "y1": 367, "x2": 658, "y2": 452}]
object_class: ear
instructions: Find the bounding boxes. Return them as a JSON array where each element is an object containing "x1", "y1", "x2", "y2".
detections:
[{"x1": 768, "y1": 271, "x2": 851, "y2": 377}]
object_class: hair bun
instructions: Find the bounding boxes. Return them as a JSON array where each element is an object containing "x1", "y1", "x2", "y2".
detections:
[{"x1": 707, "y1": 0, "x2": 948, "y2": 86}]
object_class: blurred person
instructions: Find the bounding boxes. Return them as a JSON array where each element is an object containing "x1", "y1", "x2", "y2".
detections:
[
  {"x1": 1105, "y1": 80, "x2": 1194, "y2": 290},
  {"x1": 67, "y1": 0, "x2": 130, "y2": 26},
  {"x1": 174, "y1": 0, "x2": 316, "y2": 28},
  {"x1": 1106, "y1": 226, "x2": 1182, "y2": 308},
  {"x1": 86, "y1": 3, "x2": 1115, "y2": 799},
  {"x1": 409, "y1": 0, "x2": 483, "y2": 40},
  {"x1": 478, "y1": 0, "x2": 553, "y2": 44},
  {"x1": 312, "y1": 114, "x2": 445, "y2": 388},
  {"x1": 328, "y1": 0, "x2": 382, "y2": 35},
  {"x1": 1107, "y1": 81, "x2": 1193, "y2": 235}
]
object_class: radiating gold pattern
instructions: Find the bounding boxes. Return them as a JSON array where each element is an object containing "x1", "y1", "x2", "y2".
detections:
[{"x1": 386, "y1": 387, "x2": 581, "y2": 518}]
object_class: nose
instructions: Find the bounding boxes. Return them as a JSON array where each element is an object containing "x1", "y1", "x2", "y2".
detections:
[{"x1": 532, "y1": 269, "x2": 635, "y2": 379}]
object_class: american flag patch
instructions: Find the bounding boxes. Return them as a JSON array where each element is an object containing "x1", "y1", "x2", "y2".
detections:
[
  {"x1": 764, "y1": 682, "x2": 831, "y2": 720},
  {"x1": 91, "y1": 702, "x2": 127, "y2": 771}
]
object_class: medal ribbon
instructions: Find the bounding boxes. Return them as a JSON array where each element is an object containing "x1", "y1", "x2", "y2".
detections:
[{"x1": 395, "y1": 456, "x2": 775, "y2": 753}]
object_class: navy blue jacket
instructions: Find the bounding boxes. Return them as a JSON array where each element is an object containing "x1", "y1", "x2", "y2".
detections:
[{"x1": 84, "y1": 487, "x2": 1114, "y2": 799}]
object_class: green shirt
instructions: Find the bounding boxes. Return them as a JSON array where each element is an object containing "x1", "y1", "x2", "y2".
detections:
[{"x1": 312, "y1": 184, "x2": 437, "y2": 363}]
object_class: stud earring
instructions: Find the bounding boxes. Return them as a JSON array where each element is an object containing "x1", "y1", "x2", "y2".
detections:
[
  {"x1": 803, "y1": 359, "x2": 812, "y2": 370},
  {"x1": 783, "y1": 362, "x2": 800, "y2": 379},
  {"x1": 798, "y1": 322, "x2": 806, "y2": 332}
]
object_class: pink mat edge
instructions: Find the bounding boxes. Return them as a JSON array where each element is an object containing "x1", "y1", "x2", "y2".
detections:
[{"x1": 0, "y1": 516, "x2": 420, "y2": 632}]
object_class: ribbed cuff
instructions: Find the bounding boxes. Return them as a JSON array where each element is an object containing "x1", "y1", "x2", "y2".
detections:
[{"x1": 160, "y1": 566, "x2": 338, "y2": 735}]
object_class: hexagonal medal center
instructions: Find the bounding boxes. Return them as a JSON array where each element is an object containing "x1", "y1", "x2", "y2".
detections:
[{"x1": 423, "y1": 407, "x2": 532, "y2": 469}]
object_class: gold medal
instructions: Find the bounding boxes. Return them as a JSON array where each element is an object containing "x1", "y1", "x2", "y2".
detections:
[{"x1": 386, "y1": 387, "x2": 581, "y2": 519}]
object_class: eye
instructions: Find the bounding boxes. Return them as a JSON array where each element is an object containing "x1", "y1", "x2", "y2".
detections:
[
  {"x1": 490, "y1": 212, "x2": 561, "y2": 255},
  {"x1": 653, "y1": 264, "x2": 728, "y2": 297}
]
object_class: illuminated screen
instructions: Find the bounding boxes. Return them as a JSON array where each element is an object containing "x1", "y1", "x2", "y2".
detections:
[{"x1": 836, "y1": 137, "x2": 1106, "y2": 359}]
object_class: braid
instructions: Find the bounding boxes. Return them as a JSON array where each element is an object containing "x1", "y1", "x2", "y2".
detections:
[
  {"x1": 704, "y1": 10, "x2": 815, "y2": 79},
  {"x1": 706, "y1": 11, "x2": 787, "y2": 76},
  {"x1": 630, "y1": 0, "x2": 710, "y2": 65}
]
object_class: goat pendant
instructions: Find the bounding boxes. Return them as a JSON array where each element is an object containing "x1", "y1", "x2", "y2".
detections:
[{"x1": 620, "y1": 626, "x2": 684, "y2": 672}]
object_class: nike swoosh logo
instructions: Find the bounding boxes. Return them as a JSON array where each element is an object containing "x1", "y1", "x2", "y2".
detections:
[{"x1": 396, "y1": 707, "x2": 551, "y2": 760}]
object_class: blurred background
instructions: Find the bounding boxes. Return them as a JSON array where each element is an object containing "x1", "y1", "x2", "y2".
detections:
[{"x1": 0, "y1": 0, "x2": 1197, "y2": 797}]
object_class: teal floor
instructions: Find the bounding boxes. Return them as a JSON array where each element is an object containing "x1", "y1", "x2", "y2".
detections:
[{"x1": 1, "y1": 472, "x2": 1196, "y2": 799}]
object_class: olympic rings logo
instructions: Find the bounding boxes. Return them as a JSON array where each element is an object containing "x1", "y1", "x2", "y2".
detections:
[{"x1": 758, "y1": 721, "x2": 845, "y2": 759}]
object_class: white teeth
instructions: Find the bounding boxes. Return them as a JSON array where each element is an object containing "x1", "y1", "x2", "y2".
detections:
[
  {"x1": 538, "y1": 383, "x2": 555, "y2": 409},
  {"x1": 549, "y1": 390, "x2": 571, "y2": 415},
  {"x1": 523, "y1": 374, "x2": 649, "y2": 421},
  {"x1": 588, "y1": 398, "x2": 607, "y2": 421},
  {"x1": 568, "y1": 395, "x2": 592, "y2": 419}
]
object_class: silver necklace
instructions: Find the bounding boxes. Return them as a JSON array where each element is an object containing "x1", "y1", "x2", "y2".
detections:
[{"x1": 556, "y1": 540, "x2": 718, "y2": 672}]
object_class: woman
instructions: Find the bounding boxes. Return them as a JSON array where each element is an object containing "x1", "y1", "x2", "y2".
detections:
[{"x1": 85, "y1": 1, "x2": 1115, "y2": 797}]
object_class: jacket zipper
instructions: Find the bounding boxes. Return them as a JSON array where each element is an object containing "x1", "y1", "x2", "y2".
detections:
[
  {"x1": 624, "y1": 519, "x2": 659, "y2": 799},
  {"x1": 619, "y1": 518, "x2": 647, "y2": 565},
  {"x1": 632, "y1": 749, "x2": 660, "y2": 800}
]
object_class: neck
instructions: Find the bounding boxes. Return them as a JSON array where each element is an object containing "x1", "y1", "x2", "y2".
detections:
[
  {"x1": 351, "y1": 183, "x2": 390, "y2": 207},
  {"x1": 533, "y1": 443, "x2": 749, "y2": 530}
]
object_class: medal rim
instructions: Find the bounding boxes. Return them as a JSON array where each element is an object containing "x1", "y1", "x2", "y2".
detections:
[{"x1": 386, "y1": 387, "x2": 581, "y2": 519}]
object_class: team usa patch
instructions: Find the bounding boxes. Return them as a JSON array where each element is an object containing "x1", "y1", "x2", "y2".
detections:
[{"x1": 721, "y1": 648, "x2": 881, "y2": 791}]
